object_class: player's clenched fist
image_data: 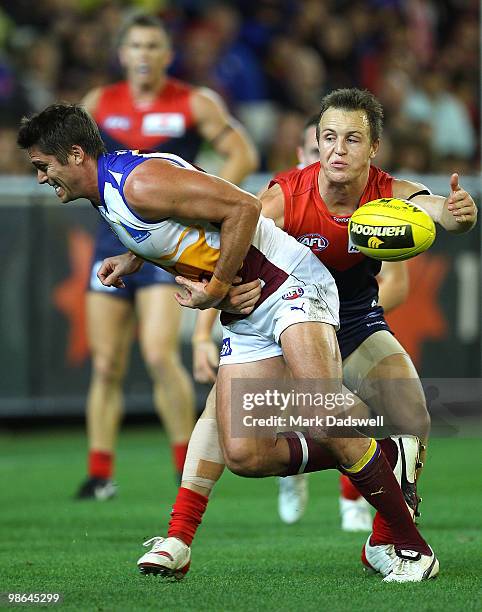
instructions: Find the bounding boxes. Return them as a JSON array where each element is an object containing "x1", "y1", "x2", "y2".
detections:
[{"x1": 445, "y1": 173, "x2": 477, "y2": 227}]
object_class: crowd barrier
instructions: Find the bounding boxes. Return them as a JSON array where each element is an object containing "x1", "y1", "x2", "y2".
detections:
[{"x1": 0, "y1": 173, "x2": 480, "y2": 417}]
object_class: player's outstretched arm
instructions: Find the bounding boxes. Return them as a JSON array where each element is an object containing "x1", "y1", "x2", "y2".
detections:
[{"x1": 394, "y1": 175, "x2": 477, "y2": 234}]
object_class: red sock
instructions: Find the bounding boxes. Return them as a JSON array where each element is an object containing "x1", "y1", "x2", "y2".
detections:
[
  {"x1": 371, "y1": 437, "x2": 404, "y2": 544},
  {"x1": 345, "y1": 443, "x2": 430, "y2": 555},
  {"x1": 172, "y1": 443, "x2": 189, "y2": 475},
  {"x1": 279, "y1": 432, "x2": 337, "y2": 475},
  {"x1": 168, "y1": 487, "x2": 208, "y2": 546},
  {"x1": 340, "y1": 474, "x2": 361, "y2": 500},
  {"x1": 88, "y1": 450, "x2": 113, "y2": 479}
]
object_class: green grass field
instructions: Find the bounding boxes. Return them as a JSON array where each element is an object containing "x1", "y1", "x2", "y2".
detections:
[{"x1": 0, "y1": 427, "x2": 480, "y2": 611}]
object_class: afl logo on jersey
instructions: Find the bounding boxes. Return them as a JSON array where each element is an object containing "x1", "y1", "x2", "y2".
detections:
[
  {"x1": 282, "y1": 287, "x2": 304, "y2": 301},
  {"x1": 298, "y1": 233, "x2": 329, "y2": 252}
]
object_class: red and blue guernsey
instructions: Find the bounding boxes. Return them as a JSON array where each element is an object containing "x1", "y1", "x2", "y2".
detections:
[
  {"x1": 270, "y1": 163, "x2": 395, "y2": 358},
  {"x1": 92, "y1": 78, "x2": 202, "y2": 258}
]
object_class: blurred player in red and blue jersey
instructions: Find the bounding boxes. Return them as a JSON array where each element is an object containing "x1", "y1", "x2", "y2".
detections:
[{"x1": 76, "y1": 12, "x2": 258, "y2": 499}]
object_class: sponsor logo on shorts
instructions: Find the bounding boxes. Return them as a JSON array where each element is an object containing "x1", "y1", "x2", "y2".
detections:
[
  {"x1": 282, "y1": 287, "x2": 304, "y2": 300},
  {"x1": 220, "y1": 338, "x2": 232, "y2": 357},
  {"x1": 297, "y1": 233, "x2": 329, "y2": 252},
  {"x1": 290, "y1": 302, "x2": 306, "y2": 313}
]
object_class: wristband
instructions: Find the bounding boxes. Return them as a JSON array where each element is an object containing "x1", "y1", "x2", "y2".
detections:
[{"x1": 205, "y1": 275, "x2": 230, "y2": 299}]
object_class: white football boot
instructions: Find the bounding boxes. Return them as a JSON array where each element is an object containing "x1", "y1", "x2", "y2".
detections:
[
  {"x1": 362, "y1": 535, "x2": 396, "y2": 576},
  {"x1": 137, "y1": 536, "x2": 191, "y2": 580},
  {"x1": 340, "y1": 497, "x2": 372, "y2": 532},
  {"x1": 361, "y1": 435, "x2": 423, "y2": 575},
  {"x1": 278, "y1": 475, "x2": 308, "y2": 524},
  {"x1": 383, "y1": 548, "x2": 439, "y2": 582}
]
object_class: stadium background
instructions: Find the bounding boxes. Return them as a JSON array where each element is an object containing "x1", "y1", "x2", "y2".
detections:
[
  {"x1": 0, "y1": 2, "x2": 480, "y2": 610},
  {"x1": 0, "y1": 0, "x2": 480, "y2": 418}
]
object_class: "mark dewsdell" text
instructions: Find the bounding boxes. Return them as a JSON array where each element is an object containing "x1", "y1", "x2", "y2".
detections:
[{"x1": 242, "y1": 415, "x2": 384, "y2": 427}]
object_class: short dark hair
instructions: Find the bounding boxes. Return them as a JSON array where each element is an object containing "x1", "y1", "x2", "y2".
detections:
[
  {"x1": 17, "y1": 104, "x2": 106, "y2": 164},
  {"x1": 117, "y1": 12, "x2": 168, "y2": 47},
  {"x1": 316, "y1": 88, "x2": 384, "y2": 144}
]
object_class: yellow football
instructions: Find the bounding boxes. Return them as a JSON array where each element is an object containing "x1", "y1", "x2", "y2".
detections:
[{"x1": 348, "y1": 198, "x2": 436, "y2": 261}]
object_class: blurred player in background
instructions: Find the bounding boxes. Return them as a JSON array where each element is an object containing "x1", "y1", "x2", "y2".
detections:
[
  {"x1": 138, "y1": 88, "x2": 475, "y2": 582},
  {"x1": 76, "y1": 12, "x2": 258, "y2": 499}
]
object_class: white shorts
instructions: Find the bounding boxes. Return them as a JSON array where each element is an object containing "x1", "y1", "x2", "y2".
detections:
[{"x1": 219, "y1": 252, "x2": 339, "y2": 365}]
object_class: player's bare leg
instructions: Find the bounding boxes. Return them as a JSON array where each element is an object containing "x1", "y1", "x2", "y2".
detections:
[
  {"x1": 216, "y1": 355, "x2": 294, "y2": 476},
  {"x1": 137, "y1": 285, "x2": 195, "y2": 481},
  {"x1": 76, "y1": 292, "x2": 135, "y2": 500}
]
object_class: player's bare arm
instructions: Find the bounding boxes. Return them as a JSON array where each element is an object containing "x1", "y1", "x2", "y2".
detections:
[
  {"x1": 191, "y1": 88, "x2": 259, "y2": 184},
  {"x1": 260, "y1": 183, "x2": 285, "y2": 229},
  {"x1": 377, "y1": 261, "x2": 409, "y2": 313},
  {"x1": 124, "y1": 158, "x2": 261, "y2": 308},
  {"x1": 394, "y1": 175, "x2": 477, "y2": 233},
  {"x1": 206, "y1": 183, "x2": 286, "y2": 314}
]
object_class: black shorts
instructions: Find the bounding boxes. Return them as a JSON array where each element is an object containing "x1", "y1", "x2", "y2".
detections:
[{"x1": 337, "y1": 305, "x2": 393, "y2": 360}]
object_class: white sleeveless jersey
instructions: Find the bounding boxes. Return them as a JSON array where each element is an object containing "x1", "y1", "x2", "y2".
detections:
[{"x1": 96, "y1": 150, "x2": 311, "y2": 318}]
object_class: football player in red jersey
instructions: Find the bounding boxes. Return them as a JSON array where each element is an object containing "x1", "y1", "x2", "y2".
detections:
[
  {"x1": 75, "y1": 13, "x2": 258, "y2": 499},
  {"x1": 131, "y1": 88, "x2": 475, "y2": 583},
  {"x1": 270, "y1": 115, "x2": 409, "y2": 530},
  {"x1": 194, "y1": 114, "x2": 409, "y2": 530}
]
